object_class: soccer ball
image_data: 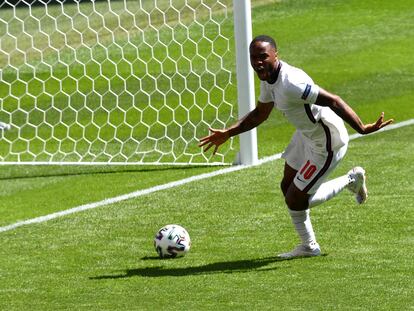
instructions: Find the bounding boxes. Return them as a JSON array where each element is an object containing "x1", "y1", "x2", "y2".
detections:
[{"x1": 154, "y1": 224, "x2": 191, "y2": 258}]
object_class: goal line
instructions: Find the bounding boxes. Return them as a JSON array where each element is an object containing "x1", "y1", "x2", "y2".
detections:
[{"x1": 0, "y1": 119, "x2": 412, "y2": 234}]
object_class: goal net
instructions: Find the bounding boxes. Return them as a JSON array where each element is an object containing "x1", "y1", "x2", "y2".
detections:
[{"x1": 0, "y1": 0, "x2": 247, "y2": 165}]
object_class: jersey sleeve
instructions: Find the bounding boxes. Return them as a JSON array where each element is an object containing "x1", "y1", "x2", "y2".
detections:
[
  {"x1": 285, "y1": 75, "x2": 319, "y2": 105},
  {"x1": 258, "y1": 81, "x2": 273, "y2": 103}
]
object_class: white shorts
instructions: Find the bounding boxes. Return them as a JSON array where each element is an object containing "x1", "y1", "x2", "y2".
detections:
[{"x1": 282, "y1": 131, "x2": 348, "y2": 194}]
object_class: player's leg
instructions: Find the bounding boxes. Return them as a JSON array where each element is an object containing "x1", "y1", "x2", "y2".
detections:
[
  {"x1": 280, "y1": 141, "x2": 344, "y2": 258},
  {"x1": 280, "y1": 162, "x2": 297, "y2": 197},
  {"x1": 307, "y1": 144, "x2": 349, "y2": 207},
  {"x1": 279, "y1": 134, "x2": 320, "y2": 258},
  {"x1": 307, "y1": 145, "x2": 367, "y2": 207},
  {"x1": 279, "y1": 181, "x2": 320, "y2": 258},
  {"x1": 279, "y1": 144, "x2": 366, "y2": 258},
  {"x1": 280, "y1": 161, "x2": 366, "y2": 208}
]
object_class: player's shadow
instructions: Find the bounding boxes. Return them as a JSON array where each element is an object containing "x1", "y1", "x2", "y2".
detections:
[{"x1": 90, "y1": 256, "x2": 286, "y2": 279}]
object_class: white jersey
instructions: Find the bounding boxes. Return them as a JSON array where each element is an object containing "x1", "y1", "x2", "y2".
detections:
[{"x1": 258, "y1": 60, "x2": 349, "y2": 152}]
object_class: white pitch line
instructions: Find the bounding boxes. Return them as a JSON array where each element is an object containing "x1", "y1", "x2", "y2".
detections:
[
  {"x1": 0, "y1": 164, "x2": 254, "y2": 233},
  {"x1": 1, "y1": 118, "x2": 413, "y2": 233},
  {"x1": 348, "y1": 118, "x2": 414, "y2": 140}
]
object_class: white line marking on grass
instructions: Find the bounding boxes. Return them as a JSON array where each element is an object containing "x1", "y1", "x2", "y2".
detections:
[
  {"x1": 1, "y1": 119, "x2": 413, "y2": 233},
  {"x1": 348, "y1": 118, "x2": 414, "y2": 140},
  {"x1": 0, "y1": 165, "x2": 257, "y2": 233}
]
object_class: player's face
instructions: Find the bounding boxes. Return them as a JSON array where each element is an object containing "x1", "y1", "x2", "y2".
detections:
[{"x1": 249, "y1": 41, "x2": 278, "y2": 81}]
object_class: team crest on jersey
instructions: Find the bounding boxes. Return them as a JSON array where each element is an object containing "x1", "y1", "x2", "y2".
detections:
[{"x1": 301, "y1": 84, "x2": 312, "y2": 100}]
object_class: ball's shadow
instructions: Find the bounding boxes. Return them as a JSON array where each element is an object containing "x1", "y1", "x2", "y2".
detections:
[{"x1": 90, "y1": 256, "x2": 289, "y2": 279}]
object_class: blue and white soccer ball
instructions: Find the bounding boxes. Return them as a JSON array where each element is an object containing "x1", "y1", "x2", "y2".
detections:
[{"x1": 154, "y1": 224, "x2": 191, "y2": 258}]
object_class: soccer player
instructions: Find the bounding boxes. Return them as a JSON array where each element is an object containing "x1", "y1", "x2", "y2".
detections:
[{"x1": 199, "y1": 35, "x2": 393, "y2": 258}]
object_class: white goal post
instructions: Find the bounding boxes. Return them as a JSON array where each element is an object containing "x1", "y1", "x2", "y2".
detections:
[{"x1": 0, "y1": 0, "x2": 257, "y2": 166}]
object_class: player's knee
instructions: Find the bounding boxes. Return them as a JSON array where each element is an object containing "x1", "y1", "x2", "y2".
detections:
[
  {"x1": 280, "y1": 178, "x2": 292, "y2": 197},
  {"x1": 285, "y1": 193, "x2": 308, "y2": 211}
]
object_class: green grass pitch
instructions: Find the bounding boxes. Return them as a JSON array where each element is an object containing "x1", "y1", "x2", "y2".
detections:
[{"x1": 1, "y1": 0, "x2": 414, "y2": 310}]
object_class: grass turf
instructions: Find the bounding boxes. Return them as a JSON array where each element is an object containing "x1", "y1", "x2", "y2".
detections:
[
  {"x1": 0, "y1": 125, "x2": 413, "y2": 310},
  {"x1": 1, "y1": 0, "x2": 414, "y2": 309}
]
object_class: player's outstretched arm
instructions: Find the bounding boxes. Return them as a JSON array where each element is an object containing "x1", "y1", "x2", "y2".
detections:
[
  {"x1": 199, "y1": 101, "x2": 274, "y2": 154},
  {"x1": 315, "y1": 88, "x2": 393, "y2": 134},
  {"x1": 359, "y1": 111, "x2": 394, "y2": 134}
]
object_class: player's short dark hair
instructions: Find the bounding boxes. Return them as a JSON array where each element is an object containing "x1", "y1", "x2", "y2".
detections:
[{"x1": 250, "y1": 35, "x2": 277, "y2": 50}]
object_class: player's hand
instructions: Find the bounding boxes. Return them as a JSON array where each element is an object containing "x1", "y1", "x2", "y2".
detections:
[
  {"x1": 198, "y1": 128, "x2": 230, "y2": 155},
  {"x1": 362, "y1": 112, "x2": 394, "y2": 134}
]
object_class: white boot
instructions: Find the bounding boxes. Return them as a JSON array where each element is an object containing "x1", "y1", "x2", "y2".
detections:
[
  {"x1": 278, "y1": 242, "x2": 321, "y2": 259},
  {"x1": 347, "y1": 167, "x2": 368, "y2": 204}
]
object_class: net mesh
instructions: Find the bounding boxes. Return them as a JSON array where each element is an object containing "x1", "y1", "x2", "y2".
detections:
[{"x1": 0, "y1": 0, "x2": 237, "y2": 164}]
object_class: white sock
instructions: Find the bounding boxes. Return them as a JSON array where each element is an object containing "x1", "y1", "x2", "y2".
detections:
[
  {"x1": 288, "y1": 208, "x2": 316, "y2": 246},
  {"x1": 308, "y1": 175, "x2": 351, "y2": 208}
]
